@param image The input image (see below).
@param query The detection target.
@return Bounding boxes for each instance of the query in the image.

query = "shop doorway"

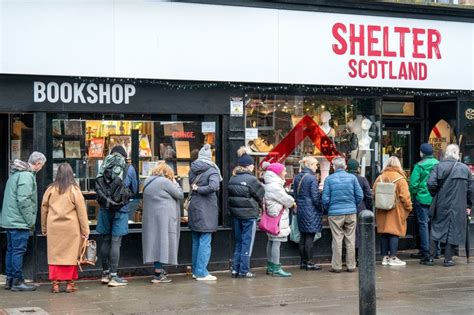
[426,99,458,161]
[381,123,421,177]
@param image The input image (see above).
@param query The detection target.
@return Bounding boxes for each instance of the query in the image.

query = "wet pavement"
[1,253,474,315]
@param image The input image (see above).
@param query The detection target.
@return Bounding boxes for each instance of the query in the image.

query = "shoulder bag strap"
[392,176,404,183]
[296,174,310,195]
[143,176,159,193]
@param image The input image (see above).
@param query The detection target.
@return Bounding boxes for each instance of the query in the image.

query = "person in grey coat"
[188,144,222,281]
[142,162,184,283]
[428,144,473,267]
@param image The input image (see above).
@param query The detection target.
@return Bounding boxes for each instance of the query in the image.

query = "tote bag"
[258,199,284,236]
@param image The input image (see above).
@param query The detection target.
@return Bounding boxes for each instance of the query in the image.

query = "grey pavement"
[1,255,474,315]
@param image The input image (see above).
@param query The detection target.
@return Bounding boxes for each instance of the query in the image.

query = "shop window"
[382,101,415,116]
[48,114,219,228]
[245,95,380,188]
[10,114,34,162]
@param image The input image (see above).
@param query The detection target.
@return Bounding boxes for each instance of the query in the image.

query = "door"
[381,125,415,176]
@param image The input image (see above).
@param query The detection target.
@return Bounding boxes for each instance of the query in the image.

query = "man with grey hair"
[1,151,46,291]
[428,144,473,267]
[322,156,363,273]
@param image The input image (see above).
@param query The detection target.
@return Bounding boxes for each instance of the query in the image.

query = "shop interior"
[245,95,381,186]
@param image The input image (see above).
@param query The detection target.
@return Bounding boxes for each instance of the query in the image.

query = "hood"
[10,159,30,173]
[264,170,285,186]
[302,167,315,175]
[383,166,407,178]
[191,160,213,174]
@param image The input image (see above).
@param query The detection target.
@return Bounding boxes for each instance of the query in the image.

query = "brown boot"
[65,280,78,293]
[51,281,60,293]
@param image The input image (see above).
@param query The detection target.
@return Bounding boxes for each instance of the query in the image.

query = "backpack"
[374,175,404,210]
[95,153,133,211]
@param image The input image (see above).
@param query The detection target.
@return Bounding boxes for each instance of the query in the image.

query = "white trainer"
[381,256,390,266]
[196,274,217,281]
[388,256,406,266]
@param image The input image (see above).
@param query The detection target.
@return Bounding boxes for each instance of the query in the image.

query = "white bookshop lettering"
[33,81,136,104]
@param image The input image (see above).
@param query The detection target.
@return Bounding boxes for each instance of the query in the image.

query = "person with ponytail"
[262,161,295,277]
[293,156,323,271]
[228,147,265,278]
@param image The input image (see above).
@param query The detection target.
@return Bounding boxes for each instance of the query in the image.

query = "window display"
[245,95,380,185]
[10,114,34,162]
[48,115,219,227]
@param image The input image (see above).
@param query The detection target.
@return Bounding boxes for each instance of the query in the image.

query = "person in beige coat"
[41,163,90,293]
[374,156,413,267]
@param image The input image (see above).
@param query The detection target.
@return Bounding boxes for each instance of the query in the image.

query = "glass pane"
[11,114,34,162]
[50,116,218,228]
[382,130,411,173]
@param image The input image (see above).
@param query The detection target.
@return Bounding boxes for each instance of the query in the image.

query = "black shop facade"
[0,74,473,281]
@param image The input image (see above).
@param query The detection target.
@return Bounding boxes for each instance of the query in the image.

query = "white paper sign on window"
[202,122,216,133]
[245,128,258,140]
[230,97,244,117]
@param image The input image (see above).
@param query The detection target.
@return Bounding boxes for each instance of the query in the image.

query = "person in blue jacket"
[322,156,363,273]
[293,156,323,271]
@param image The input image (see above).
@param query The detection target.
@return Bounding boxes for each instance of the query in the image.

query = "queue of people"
[1,143,472,293]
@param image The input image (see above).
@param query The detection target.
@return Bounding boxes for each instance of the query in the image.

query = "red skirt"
[48,265,78,281]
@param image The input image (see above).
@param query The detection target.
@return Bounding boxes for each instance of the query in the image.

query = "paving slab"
[1,256,473,315]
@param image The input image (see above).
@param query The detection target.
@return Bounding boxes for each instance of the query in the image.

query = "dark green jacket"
[1,163,38,230]
[409,155,439,205]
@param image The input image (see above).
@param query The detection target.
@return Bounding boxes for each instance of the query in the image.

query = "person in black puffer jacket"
[228,147,265,278]
[293,156,323,271]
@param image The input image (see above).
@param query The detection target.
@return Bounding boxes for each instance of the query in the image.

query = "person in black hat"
[227,147,265,278]
[409,143,439,265]
[347,159,373,264]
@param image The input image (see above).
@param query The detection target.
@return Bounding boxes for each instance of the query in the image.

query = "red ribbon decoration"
[261,115,340,165]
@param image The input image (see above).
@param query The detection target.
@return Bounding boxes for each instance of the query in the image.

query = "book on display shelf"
[64,120,83,136]
[53,138,64,159]
[175,141,191,159]
[64,141,81,158]
[88,138,105,158]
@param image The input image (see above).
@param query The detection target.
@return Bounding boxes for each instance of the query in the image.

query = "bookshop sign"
[33,81,136,105]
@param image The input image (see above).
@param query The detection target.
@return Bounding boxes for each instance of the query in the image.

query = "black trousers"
[299,232,316,263]
[101,235,122,274]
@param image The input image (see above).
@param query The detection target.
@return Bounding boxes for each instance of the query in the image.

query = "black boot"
[10,279,37,292]
[300,261,307,270]
[5,277,12,290]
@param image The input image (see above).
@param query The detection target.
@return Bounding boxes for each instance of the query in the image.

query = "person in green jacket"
[1,152,46,292]
[409,143,439,265]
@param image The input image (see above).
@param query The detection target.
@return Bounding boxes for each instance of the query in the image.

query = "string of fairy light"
[71,77,474,97]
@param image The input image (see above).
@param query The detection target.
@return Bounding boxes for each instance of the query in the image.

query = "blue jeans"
[380,233,399,257]
[5,229,30,280]
[414,201,430,258]
[232,218,257,275]
[192,232,212,277]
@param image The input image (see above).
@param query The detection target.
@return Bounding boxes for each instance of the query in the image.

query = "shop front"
[0,1,473,280]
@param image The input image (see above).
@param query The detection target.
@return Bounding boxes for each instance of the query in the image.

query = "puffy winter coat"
[228,170,265,219]
[409,155,439,205]
[322,169,363,216]
[1,161,38,230]
[428,158,473,245]
[374,167,413,237]
[263,171,295,241]
[293,168,323,233]
[188,160,221,233]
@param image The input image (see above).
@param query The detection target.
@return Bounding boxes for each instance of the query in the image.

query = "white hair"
[332,156,346,170]
[445,144,460,161]
[28,151,47,165]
